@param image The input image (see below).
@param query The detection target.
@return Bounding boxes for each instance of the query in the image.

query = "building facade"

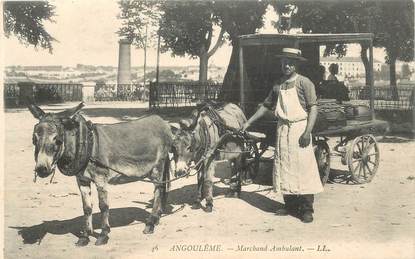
[321,56,382,79]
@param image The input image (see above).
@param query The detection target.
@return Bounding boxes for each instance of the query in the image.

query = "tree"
[272,0,414,100]
[213,1,269,102]
[144,69,181,82]
[158,1,224,83]
[376,1,414,94]
[3,1,56,52]
[118,0,161,48]
[273,1,378,83]
[117,0,269,99]
[118,0,224,84]
[118,0,163,87]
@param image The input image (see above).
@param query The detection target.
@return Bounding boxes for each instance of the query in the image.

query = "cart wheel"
[314,140,331,185]
[347,134,380,184]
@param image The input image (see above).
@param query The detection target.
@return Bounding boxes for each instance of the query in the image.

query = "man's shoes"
[275,207,298,216]
[301,211,314,223]
[275,208,289,216]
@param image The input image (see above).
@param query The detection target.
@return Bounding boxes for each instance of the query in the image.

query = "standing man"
[242,48,323,223]
[327,63,339,81]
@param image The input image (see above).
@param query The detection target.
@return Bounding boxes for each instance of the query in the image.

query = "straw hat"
[275,48,307,61]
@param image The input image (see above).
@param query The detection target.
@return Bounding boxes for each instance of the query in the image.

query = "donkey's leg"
[191,169,204,210]
[227,160,241,198]
[144,163,164,234]
[203,162,215,213]
[76,177,93,246]
[95,178,110,246]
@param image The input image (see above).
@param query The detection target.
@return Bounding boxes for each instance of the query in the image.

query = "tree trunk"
[143,24,148,87]
[199,49,209,83]
[199,28,224,99]
[199,48,209,100]
[219,41,240,103]
[360,45,370,86]
[389,57,399,100]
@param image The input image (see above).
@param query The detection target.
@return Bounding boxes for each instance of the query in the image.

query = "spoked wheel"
[314,140,331,185]
[347,134,380,184]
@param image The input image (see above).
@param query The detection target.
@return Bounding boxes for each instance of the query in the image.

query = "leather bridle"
[33,118,65,183]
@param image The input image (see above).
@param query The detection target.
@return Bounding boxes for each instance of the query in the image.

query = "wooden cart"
[234,33,389,185]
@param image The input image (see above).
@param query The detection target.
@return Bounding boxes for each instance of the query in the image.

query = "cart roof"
[239,33,374,46]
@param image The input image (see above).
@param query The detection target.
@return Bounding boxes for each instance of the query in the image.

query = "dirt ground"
[2,102,415,259]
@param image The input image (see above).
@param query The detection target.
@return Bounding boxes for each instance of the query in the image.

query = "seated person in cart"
[319,63,350,102]
[243,48,323,223]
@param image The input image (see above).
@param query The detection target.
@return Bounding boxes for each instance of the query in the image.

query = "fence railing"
[3,82,83,107]
[348,86,415,110]
[94,84,149,102]
[149,81,222,108]
[4,81,414,112]
[4,83,20,107]
[148,82,414,111]
[35,83,83,103]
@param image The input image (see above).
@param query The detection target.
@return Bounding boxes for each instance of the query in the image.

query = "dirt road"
[3,102,414,259]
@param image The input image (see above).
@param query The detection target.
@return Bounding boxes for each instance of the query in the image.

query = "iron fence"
[4,81,413,112]
[348,86,415,110]
[149,81,222,108]
[149,81,414,111]
[94,84,149,102]
[35,83,83,103]
[4,83,19,107]
[3,82,83,107]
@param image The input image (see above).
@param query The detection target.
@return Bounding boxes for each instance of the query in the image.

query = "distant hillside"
[4,65,226,84]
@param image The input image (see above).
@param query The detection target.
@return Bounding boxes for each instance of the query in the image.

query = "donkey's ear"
[28,104,45,120]
[56,102,85,118]
[179,119,192,130]
[169,122,181,136]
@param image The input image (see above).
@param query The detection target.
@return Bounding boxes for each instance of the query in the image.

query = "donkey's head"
[29,102,85,178]
[170,120,195,176]
[169,109,211,176]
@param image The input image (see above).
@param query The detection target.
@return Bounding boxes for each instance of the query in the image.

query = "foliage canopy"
[3,1,56,52]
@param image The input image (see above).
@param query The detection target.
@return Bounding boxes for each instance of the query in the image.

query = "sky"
[3,0,387,68]
[3,0,232,67]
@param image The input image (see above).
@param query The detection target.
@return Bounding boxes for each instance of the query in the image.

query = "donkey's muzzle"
[35,166,52,178]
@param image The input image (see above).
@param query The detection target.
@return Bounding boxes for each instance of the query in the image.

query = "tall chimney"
[117,39,132,86]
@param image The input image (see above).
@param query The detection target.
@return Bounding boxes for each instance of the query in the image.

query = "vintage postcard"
[2,0,414,258]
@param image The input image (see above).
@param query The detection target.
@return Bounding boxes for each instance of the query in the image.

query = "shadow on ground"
[13,180,283,245]
[328,168,364,185]
[141,183,283,214]
[10,207,149,245]
[378,135,414,143]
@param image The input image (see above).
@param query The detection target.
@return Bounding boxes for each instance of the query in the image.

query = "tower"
[117,39,132,86]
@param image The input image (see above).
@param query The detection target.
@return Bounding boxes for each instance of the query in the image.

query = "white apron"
[273,76,323,194]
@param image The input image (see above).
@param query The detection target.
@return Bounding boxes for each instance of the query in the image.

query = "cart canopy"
[237,33,374,116]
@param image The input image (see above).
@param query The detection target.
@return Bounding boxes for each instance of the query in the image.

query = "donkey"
[171,102,248,212]
[29,102,180,246]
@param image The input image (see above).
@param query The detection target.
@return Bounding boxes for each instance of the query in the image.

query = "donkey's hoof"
[143,224,154,234]
[191,201,202,210]
[204,205,213,213]
[75,237,90,246]
[95,235,109,246]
